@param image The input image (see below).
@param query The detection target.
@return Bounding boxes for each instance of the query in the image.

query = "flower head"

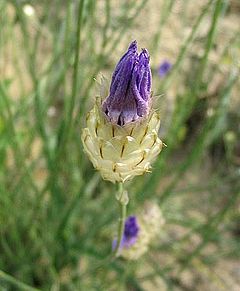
[81,41,163,183]
[158,60,172,78]
[118,202,165,260]
[102,41,152,126]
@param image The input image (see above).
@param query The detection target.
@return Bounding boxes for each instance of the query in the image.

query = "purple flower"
[122,215,139,247]
[102,41,152,126]
[112,215,140,250]
[158,60,172,78]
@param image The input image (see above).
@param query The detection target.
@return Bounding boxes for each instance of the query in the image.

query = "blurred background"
[0,0,240,290]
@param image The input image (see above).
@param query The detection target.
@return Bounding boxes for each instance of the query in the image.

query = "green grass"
[0,0,240,290]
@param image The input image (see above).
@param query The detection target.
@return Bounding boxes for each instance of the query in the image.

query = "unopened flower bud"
[81,41,163,183]
[102,41,151,126]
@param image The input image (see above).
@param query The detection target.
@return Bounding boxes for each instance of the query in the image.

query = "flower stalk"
[114,183,129,257]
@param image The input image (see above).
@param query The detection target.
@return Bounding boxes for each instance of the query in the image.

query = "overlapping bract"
[82,98,162,183]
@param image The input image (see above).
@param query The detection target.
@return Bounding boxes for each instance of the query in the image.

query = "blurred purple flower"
[123,215,139,247]
[158,60,172,78]
[112,215,139,250]
[102,41,152,126]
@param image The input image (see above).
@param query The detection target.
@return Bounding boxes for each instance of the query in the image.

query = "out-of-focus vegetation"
[0,0,240,290]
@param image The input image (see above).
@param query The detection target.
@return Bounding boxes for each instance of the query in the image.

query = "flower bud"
[81,41,163,183]
[102,41,151,126]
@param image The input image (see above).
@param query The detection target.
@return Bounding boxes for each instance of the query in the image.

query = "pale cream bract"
[81,96,162,183]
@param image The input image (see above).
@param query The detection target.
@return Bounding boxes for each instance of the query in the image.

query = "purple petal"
[124,216,139,238]
[131,49,151,117]
[111,40,138,86]
[102,41,152,126]
[112,215,140,251]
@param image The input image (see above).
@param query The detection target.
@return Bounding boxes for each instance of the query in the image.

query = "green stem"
[0,270,40,291]
[114,183,129,257]
[56,0,85,154]
[68,0,85,135]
